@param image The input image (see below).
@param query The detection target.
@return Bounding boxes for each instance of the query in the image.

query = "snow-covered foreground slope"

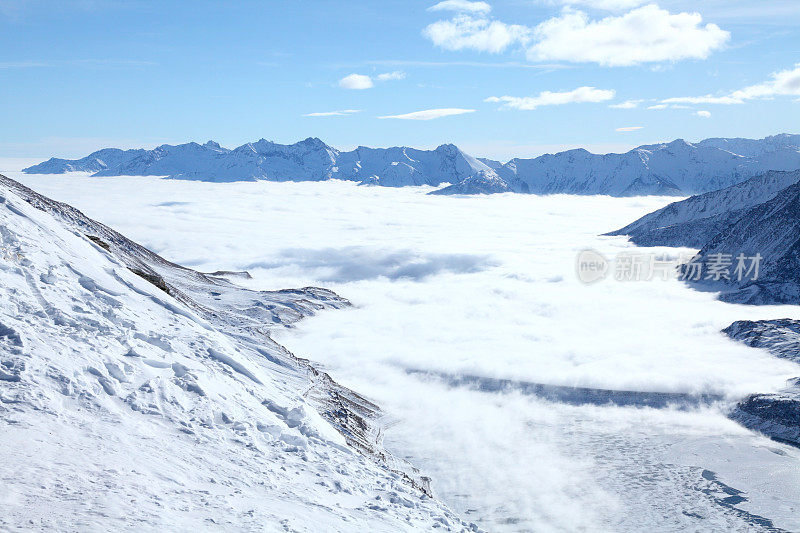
[0,175,465,531]
[23,134,800,197]
[11,169,800,532]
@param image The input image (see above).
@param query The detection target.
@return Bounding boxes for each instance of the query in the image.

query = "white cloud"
[423,14,531,53]
[647,104,668,110]
[302,110,361,117]
[377,71,407,81]
[339,73,374,90]
[428,0,492,14]
[558,0,646,10]
[338,72,407,90]
[615,126,643,132]
[377,108,476,120]
[660,95,741,105]
[695,110,711,118]
[609,99,642,109]
[663,63,800,105]
[527,5,729,67]
[486,86,615,110]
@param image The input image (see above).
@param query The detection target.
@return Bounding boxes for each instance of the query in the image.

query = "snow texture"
[0,174,468,532]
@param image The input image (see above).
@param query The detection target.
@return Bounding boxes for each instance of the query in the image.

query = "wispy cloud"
[695,110,712,118]
[378,108,475,120]
[662,63,800,105]
[427,0,492,14]
[376,70,407,81]
[302,110,361,117]
[609,99,642,109]
[615,126,643,132]
[338,71,406,90]
[0,59,156,69]
[364,59,571,70]
[556,0,646,10]
[0,61,49,69]
[486,86,615,110]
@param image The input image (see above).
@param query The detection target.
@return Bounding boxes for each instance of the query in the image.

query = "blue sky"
[1,0,798,161]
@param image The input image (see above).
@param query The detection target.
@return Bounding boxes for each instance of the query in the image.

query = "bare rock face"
[723,319,800,446]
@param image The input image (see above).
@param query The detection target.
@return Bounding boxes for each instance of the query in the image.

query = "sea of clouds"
[10,168,800,531]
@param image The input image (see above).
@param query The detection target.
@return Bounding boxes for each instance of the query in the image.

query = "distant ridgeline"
[24,134,800,197]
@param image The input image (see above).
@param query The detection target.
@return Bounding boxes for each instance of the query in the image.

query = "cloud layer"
[14,173,800,532]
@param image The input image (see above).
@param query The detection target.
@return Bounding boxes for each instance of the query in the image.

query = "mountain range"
[24,138,492,188]
[23,134,800,197]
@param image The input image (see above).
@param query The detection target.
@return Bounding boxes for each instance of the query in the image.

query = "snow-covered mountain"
[24,147,149,174]
[428,169,511,195]
[678,180,800,305]
[24,138,490,187]
[0,174,466,530]
[484,135,800,196]
[606,169,800,247]
[723,319,800,447]
[25,134,800,196]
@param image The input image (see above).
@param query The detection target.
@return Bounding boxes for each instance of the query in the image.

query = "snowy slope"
[336,144,489,187]
[24,147,149,174]
[697,134,800,157]
[607,169,800,247]
[0,175,466,531]
[681,181,800,305]
[428,169,511,195]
